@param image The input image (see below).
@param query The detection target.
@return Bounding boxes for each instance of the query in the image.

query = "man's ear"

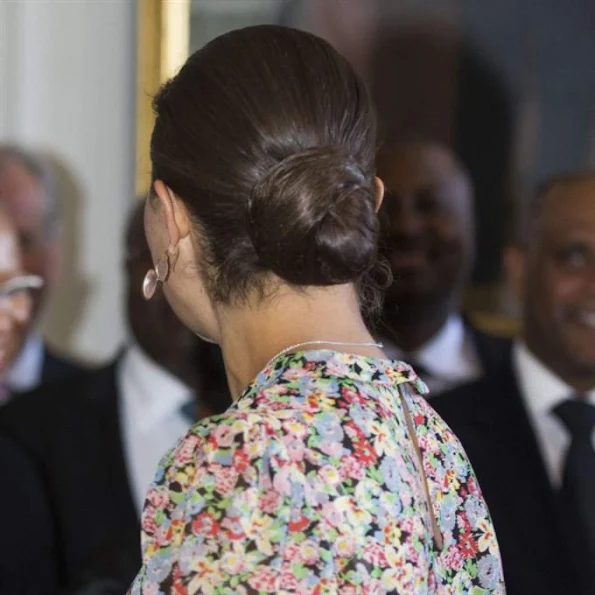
[153,180,191,252]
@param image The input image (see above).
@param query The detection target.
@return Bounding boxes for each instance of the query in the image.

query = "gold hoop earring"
[142,254,170,300]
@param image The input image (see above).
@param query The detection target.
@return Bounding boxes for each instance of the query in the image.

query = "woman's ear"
[374,177,385,213]
[153,180,191,252]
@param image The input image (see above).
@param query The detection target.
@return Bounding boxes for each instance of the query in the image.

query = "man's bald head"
[516,171,595,245]
[377,141,475,313]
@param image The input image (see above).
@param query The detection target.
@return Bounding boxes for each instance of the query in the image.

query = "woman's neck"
[216,284,384,399]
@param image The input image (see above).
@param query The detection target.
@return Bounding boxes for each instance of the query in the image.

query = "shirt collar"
[5,334,44,392]
[512,341,585,417]
[413,315,466,372]
[383,314,476,380]
[120,343,193,433]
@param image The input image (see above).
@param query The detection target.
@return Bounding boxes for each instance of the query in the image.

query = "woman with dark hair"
[131,25,503,594]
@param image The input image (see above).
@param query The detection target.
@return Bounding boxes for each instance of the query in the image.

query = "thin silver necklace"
[264,339,384,371]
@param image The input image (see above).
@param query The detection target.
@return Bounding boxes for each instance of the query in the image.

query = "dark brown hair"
[151,25,381,307]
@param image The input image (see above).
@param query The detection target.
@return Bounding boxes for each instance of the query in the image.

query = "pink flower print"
[247,566,277,592]
[467,475,480,497]
[442,547,464,572]
[214,465,239,495]
[283,435,306,462]
[319,464,341,487]
[362,541,388,567]
[141,506,157,535]
[153,523,172,548]
[322,501,344,528]
[334,533,357,558]
[221,516,245,541]
[283,419,307,438]
[363,579,383,594]
[259,489,281,514]
[272,465,292,495]
[320,440,343,458]
[340,455,365,481]
[283,543,300,561]
[279,570,299,590]
[191,512,220,538]
[232,449,249,473]
[299,540,320,565]
[175,435,200,465]
[147,489,169,509]
[211,424,235,448]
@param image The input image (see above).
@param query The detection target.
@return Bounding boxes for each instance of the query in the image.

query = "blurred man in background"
[376,141,509,394]
[0,201,230,592]
[0,145,83,398]
[0,204,57,592]
[433,171,595,594]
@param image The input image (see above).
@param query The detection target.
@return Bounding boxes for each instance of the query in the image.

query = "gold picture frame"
[135,0,191,196]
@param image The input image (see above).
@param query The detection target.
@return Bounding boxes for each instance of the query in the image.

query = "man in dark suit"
[432,171,595,594]
[0,435,56,594]
[0,202,231,593]
[0,146,83,396]
[376,141,509,394]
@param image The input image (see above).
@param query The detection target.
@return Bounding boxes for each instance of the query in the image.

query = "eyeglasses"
[0,275,44,300]
[0,275,43,318]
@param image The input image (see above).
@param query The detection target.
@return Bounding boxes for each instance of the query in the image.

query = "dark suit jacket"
[41,345,86,384]
[0,435,56,595]
[431,356,594,595]
[0,359,139,592]
[465,317,511,377]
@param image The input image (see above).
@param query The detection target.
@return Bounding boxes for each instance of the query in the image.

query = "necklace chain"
[264,339,384,371]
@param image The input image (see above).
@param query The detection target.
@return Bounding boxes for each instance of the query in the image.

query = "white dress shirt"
[118,344,194,516]
[513,341,595,487]
[382,314,482,395]
[5,334,44,393]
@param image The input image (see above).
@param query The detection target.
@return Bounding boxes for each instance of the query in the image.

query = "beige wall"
[0,0,136,362]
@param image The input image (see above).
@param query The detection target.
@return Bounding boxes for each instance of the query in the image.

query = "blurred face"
[377,145,474,307]
[0,212,34,373]
[144,183,219,343]
[0,160,59,321]
[508,179,595,381]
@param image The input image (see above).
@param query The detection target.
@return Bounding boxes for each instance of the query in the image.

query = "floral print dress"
[130,350,505,594]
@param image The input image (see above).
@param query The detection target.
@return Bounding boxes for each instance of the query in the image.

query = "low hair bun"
[248,146,379,286]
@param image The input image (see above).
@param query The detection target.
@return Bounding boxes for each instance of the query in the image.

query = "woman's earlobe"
[374,177,385,213]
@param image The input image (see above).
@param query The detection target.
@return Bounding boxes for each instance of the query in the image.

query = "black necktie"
[552,399,595,579]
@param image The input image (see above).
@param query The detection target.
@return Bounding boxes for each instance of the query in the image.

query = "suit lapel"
[87,358,138,528]
[465,363,571,592]
[464,316,511,375]
[75,357,141,585]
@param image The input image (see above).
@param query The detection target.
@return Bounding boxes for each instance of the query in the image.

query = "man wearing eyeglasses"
[0,146,83,401]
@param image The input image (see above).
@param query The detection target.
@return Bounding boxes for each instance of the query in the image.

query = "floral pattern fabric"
[130,350,504,594]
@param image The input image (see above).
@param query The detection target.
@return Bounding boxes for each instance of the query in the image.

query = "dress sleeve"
[129,413,297,594]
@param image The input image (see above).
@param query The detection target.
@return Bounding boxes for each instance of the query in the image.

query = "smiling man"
[0,207,40,396]
[376,141,509,394]
[432,171,595,594]
[0,146,83,398]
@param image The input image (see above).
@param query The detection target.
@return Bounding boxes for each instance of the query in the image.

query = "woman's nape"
[144,25,387,397]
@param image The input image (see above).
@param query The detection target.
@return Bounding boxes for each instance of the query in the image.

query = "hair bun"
[248,147,379,286]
